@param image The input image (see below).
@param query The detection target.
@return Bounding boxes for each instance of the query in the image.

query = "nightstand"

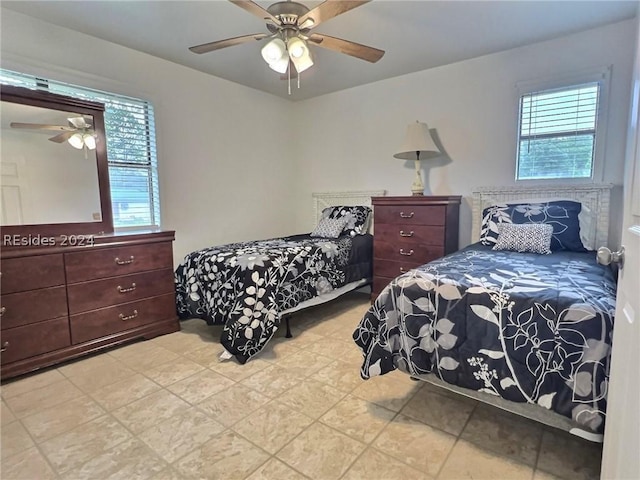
[371,196,461,301]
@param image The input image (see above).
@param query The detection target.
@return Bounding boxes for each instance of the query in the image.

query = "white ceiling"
[2,1,638,101]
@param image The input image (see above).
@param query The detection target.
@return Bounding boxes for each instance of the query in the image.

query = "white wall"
[0,8,296,265]
[290,19,636,249]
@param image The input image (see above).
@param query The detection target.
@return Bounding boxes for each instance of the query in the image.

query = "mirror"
[0,85,113,239]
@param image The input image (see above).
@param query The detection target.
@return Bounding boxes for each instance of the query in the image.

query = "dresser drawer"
[1,286,68,330]
[1,254,65,294]
[374,205,445,226]
[374,224,445,246]
[374,241,444,265]
[70,293,177,344]
[0,317,71,364]
[67,268,175,314]
[65,242,173,283]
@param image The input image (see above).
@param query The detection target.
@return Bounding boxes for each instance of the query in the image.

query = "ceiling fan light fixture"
[68,132,84,149]
[83,133,97,150]
[291,46,313,73]
[287,36,307,59]
[261,37,286,64]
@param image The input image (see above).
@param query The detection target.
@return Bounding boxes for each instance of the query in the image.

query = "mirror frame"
[1,84,114,238]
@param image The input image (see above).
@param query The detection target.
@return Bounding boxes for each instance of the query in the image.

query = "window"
[0,69,160,228]
[516,69,609,181]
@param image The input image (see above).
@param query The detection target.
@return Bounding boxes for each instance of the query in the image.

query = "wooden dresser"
[1,230,179,380]
[371,196,461,300]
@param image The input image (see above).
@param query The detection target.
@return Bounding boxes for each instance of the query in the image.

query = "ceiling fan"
[10,116,97,151]
[189,0,384,87]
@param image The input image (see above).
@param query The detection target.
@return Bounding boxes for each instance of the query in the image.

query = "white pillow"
[492,223,553,255]
[310,217,348,238]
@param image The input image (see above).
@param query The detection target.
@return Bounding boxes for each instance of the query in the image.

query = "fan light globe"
[261,38,286,63]
[287,36,313,73]
[68,132,84,149]
[287,37,307,58]
[83,133,97,150]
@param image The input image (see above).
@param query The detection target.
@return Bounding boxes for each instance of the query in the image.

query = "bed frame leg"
[285,316,292,338]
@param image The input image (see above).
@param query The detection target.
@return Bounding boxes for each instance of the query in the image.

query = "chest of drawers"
[371,196,461,300]
[1,231,179,380]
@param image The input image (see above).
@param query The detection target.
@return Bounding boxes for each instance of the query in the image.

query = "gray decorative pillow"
[321,205,372,236]
[492,223,553,254]
[310,217,349,238]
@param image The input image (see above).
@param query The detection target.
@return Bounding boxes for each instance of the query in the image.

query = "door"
[600,16,640,480]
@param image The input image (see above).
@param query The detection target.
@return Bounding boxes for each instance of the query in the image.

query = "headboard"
[312,190,386,228]
[471,184,614,248]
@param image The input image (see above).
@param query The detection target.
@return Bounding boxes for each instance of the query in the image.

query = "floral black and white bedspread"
[176,234,371,363]
[353,243,616,434]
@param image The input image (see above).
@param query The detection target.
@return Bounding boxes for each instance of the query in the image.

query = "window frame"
[514,66,611,184]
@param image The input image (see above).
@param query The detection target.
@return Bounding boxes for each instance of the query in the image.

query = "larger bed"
[175,190,384,363]
[353,184,616,441]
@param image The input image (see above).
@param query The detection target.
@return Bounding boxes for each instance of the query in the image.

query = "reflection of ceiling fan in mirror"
[10,115,96,151]
[189,0,384,91]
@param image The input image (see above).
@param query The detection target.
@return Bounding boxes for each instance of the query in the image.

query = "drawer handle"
[117,283,137,294]
[115,256,135,265]
[1,341,8,352]
[0,306,5,317]
[399,211,414,218]
[399,230,414,237]
[119,310,138,321]
[400,249,414,256]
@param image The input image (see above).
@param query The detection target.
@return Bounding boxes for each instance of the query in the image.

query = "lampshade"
[287,36,314,73]
[83,133,96,150]
[268,56,289,74]
[287,37,306,59]
[393,121,440,160]
[261,38,288,73]
[261,38,286,63]
[68,132,84,149]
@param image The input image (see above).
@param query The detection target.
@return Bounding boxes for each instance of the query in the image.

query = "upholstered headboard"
[312,190,386,228]
[471,184,613,248]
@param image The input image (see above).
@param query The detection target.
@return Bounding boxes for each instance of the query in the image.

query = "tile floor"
[1,292,603,480]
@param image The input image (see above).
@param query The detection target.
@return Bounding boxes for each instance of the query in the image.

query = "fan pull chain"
[288,66,291,95]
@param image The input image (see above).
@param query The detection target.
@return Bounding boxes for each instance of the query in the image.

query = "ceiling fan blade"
[229,0,282,26]
[308,33,384,63]
[10,122,71,131]
[298,1,370,29]
[49,131,75,143]
[189,33,268,54]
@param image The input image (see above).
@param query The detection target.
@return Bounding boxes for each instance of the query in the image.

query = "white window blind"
[0,69,160,228]
[517,82,600,180]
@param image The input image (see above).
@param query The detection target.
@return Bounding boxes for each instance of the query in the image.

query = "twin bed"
[354,184,616,441]
[175,190,384,363]
[174,184,616,441]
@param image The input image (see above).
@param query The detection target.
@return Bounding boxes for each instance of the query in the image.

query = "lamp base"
[411,191,424,196]
[411,164,424,196]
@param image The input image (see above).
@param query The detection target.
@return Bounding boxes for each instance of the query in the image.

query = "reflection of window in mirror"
[1,102,102,226]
